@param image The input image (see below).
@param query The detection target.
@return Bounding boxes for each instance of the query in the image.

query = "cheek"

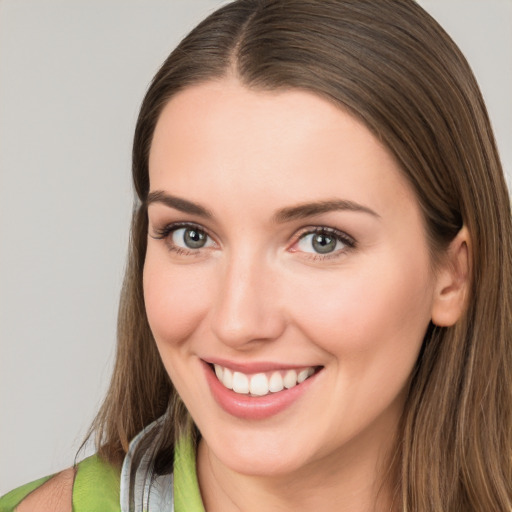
[284,255,434,427]
[143,249,212,347]
[288,253,434,364]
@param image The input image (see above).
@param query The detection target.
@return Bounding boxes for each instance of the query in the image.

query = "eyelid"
[150,221,213,240]
[297,225,355,242]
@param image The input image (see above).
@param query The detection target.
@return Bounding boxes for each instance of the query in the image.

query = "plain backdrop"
[1,0,511,495]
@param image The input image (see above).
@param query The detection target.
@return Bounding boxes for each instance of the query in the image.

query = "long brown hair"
[87,1,512,509]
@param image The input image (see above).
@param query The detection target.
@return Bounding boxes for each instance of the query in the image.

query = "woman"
[2,0,511,510]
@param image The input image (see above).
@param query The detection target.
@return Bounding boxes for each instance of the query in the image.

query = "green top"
[174,436,205,512]
[0,437,204,512]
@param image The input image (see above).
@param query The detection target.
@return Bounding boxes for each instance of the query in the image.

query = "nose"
[209,251,286,349]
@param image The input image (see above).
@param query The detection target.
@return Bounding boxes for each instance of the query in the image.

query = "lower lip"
[202,362,320,420]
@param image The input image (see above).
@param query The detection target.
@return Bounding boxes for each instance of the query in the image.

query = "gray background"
[0,0,510,494]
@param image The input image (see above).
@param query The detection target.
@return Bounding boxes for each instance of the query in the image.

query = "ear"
[431,226,471,327]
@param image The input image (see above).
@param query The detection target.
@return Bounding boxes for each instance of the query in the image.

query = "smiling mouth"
[210,364,321,397]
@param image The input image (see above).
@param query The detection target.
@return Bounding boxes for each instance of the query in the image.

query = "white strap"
[120,416,174,512]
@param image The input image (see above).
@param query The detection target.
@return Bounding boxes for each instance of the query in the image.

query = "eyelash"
[150,222,356,260]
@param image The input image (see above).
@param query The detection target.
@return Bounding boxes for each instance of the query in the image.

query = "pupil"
[184,228,206,248]
[312,233,336,254]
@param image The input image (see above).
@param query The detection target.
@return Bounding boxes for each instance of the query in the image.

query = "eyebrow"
[272,199,380,223]
[146,191,379,222]
[146,191,213,218]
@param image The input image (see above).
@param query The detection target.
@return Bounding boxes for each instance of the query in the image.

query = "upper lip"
[202,357,320,374]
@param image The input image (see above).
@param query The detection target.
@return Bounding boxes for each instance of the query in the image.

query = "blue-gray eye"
[297,231,346,254]
[172,227,210,249]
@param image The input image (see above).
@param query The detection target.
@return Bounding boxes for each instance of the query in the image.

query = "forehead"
[148,78,417,221]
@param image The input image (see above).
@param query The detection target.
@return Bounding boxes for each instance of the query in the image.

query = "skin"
[143,78,467,512]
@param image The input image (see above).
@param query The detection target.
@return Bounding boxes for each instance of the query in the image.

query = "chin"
[201,426,314,478]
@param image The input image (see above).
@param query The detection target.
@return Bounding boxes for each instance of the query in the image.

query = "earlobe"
[431,226,471,327]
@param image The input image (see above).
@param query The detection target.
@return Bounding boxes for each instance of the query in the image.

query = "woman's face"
[143,79,440,479]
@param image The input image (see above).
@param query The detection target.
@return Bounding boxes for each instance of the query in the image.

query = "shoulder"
[13,468,75,512]
[0,468,74,512]
[0,455,121,512]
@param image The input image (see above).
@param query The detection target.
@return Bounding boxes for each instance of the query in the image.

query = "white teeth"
[222,367,233,389]
[297,369,310,383]
[268,371,284,392]
[213,364,317,396]
[283,370,297,389]
[249,373,268,396]
[232,371,249,394]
